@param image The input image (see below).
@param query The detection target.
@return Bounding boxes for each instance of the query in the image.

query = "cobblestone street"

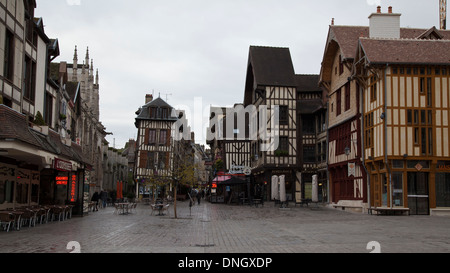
[1,201,450,254]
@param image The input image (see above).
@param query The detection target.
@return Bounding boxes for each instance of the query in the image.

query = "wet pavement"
[1,200,450,253]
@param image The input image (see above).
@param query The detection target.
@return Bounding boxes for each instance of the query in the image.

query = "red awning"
[212,175,232,182]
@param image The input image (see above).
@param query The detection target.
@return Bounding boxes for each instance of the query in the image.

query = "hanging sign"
[348,162,356,177]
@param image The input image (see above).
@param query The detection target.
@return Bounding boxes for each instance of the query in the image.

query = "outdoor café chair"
[51,206,65,221]
[0,213,15,232]
[113,204,121,215]
[19,209,36,228]
[162,204,170,216]
[150,204,159,216]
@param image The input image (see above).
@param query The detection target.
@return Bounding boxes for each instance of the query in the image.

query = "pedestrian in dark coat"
[91,192,100,211]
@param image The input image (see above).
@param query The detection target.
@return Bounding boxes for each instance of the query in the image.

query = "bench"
[332,200,363,212]
[368,207,410,216]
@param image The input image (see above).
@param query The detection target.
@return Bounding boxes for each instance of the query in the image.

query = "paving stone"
[1,201,449,253]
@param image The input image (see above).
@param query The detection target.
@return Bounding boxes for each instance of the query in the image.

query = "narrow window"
[414,128,419,145]
[421,128,427,155]
[420,77,425,94]
[148,129,156,144]
[345,82,350,111]
[44,92,53,126]
[428,128,433,155]
[427,77,432,107]
[159,130,167,145]
[336,89,341,116]
[24,56,37,103]
[421,110,426,125]
[4,29,15,82]
[279,106,289,125]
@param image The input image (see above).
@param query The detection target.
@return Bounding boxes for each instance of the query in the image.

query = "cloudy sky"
[35,0,442,149]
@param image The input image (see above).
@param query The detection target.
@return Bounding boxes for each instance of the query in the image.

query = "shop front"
[369,159,450,215]
[39,158,85,216]
[0,162,40,210]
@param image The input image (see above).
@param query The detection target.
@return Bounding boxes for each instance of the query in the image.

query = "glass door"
[407,172,429,215]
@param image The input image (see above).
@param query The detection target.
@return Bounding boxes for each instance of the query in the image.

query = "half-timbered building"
[296,75,328,202]
[353,7,450,215]
[243,46,299,201]
[207,105,251,173]
[134,95,178,198]
[319,22,368,208]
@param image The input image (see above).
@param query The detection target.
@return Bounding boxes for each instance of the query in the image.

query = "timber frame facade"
[322,6,450,214]
[207,106,251,173]
[134,95,177,198]
[243,46,299,202]
[353,33,450,215]
[319,25,368,206]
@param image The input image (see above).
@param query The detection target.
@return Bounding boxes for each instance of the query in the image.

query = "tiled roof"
[360,38,450,65]
[0,105,89,164]
[330,25,450,61]
[0,105,43,149]
[295,74,321,92]
[248,46,297,87]
[135,97,178,121]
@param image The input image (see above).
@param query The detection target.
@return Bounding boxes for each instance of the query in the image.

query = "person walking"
[189,188,197,207]
[100,190,107,208]
[197,189,201,205]
[91,191,100,211]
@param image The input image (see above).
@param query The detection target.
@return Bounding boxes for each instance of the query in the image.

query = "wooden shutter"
[139,151,148,168]
[166,129,171,146]
[144,128,149,144]
[165,152,169,168]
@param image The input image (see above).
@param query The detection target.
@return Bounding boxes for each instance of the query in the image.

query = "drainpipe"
[359,81,371,213]
[383,64,393,208]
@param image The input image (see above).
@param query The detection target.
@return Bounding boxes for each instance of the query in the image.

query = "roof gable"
[248,46,296,87]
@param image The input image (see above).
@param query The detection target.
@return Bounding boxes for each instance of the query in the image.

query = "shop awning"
[212,175,232,182]
[220,176,247,186]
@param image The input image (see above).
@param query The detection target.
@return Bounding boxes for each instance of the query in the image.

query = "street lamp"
[344,146,350,157]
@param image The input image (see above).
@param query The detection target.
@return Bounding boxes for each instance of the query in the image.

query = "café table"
[117,203,129,215]
[151,203,165,216]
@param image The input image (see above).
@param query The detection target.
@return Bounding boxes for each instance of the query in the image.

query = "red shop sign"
[56,176,68,185]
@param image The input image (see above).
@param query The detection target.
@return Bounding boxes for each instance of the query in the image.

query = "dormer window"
[149,107,169,119]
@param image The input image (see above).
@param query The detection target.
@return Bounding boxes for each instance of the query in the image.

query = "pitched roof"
[135,97,178,121]
[360,38,450,65]
[248,46,297,87]
[0,105,43,149]
[295,74,321,92]
[328,25,450,61]
[0,105,90,164]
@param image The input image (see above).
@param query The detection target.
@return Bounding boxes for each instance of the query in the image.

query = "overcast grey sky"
[35,0,442,149]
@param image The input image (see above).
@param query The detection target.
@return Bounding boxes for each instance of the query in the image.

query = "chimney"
[145,94,153,104]
[369,6,401,39]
